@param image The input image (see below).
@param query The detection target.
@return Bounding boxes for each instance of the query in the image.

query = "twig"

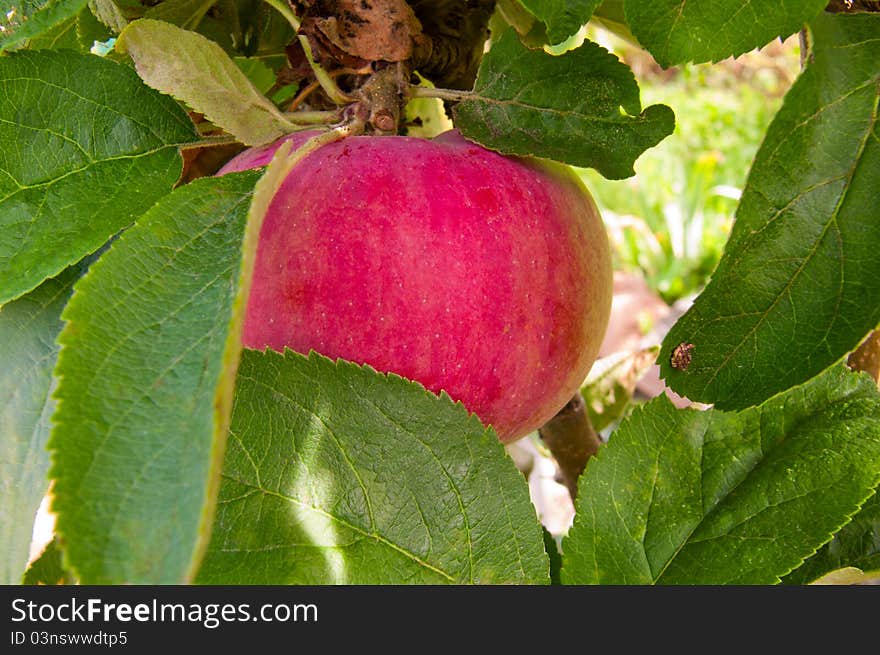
[287,78,324,111]
[357,64,410,133]
[288,66,371,112]
[538,394,602,501]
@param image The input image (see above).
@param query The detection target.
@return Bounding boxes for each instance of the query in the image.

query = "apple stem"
[264,0,353,106]
[538,394,602,501]
[409,85,472,103]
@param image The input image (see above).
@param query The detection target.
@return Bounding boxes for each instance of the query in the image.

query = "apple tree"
[1,0,879,585]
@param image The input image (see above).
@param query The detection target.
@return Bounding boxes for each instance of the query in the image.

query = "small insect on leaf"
[671,343,695,371]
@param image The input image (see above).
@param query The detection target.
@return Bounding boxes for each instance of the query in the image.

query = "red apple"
[219,130,612,442]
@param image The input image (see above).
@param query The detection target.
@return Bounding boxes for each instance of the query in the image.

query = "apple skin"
[219,130,612,442]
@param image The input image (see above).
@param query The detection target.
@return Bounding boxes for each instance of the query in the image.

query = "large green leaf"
[0,0,89,51]
[117,18,296,146]
[519,0,602,44]
[196,350,549,585]
[0,263,85,584]
[561,366,880,584]
[624,0,827,67]
[454,29,674,179]
[0,50,199,305]
[49,171,260,584]
[784,491,880,584]
[660,13,880,410]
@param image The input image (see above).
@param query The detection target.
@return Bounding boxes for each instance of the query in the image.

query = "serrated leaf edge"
[46,173,258,583]
[561,368,880,585]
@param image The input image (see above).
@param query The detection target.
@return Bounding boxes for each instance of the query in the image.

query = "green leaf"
[117,18,296,146]
[144,0,216,29]
[26,13,78,49]
[0,50,199,305]
[233,56,276,95]
[561,366,880,584]
[49,171,261,584]
[20,4,111,51]
[808,567,880,585]
[591,0,636,45]
[75,3,111,49]
[518,0,602,44]
[784,491,880,584]
[624,0,827,67]
[196,350,549,585]
[88,0,128,33]
[660,13,880,410]
[0,263,85,584]
[22,538,75,585]
[0,0,89,52]
[453,29,674,179]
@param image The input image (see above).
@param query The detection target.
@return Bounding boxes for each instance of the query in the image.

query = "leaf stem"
[288,78,324,111]
[263,0,352,106]
[288,65,371,112]
[284,110,341,124]
[183,134,240,148]
[409,85,473,103]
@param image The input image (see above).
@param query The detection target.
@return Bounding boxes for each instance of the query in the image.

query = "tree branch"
[538,394,602,501]
[356,63,410,133]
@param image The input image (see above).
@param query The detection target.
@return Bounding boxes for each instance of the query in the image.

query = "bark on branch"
[538,394,602,501]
